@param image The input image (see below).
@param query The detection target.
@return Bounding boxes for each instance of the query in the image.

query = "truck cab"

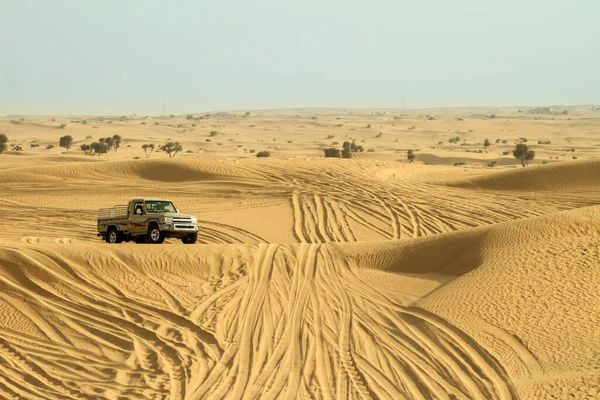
[97,198,199,244]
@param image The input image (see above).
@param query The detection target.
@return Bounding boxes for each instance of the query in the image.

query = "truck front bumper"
[159,223,199,233]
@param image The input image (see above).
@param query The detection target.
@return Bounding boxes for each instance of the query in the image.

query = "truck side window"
[134,203,144,215]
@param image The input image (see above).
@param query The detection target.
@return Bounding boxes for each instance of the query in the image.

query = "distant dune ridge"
[0,108,599,399]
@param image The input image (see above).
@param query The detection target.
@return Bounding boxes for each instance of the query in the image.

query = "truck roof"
[129,197,171,202]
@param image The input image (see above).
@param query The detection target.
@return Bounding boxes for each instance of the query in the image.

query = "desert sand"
[0,107,599,399]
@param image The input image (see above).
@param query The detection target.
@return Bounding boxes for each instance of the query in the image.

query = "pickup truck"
[97,198,199,244]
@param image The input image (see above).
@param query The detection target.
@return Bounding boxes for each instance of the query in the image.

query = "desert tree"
[104,136,114,150]
[112,135,122,151]
[59,135,73,150]
[80,144,93,155]
[90,141,109,156]
[513,143,535,167]
[483,139,490,153]
[142,143,155,158]
[0,134,8,154]
[407,149,415,163]
[160,141,183,158]
[324,148,341,158]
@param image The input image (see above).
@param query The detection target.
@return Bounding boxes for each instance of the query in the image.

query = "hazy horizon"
[2,0,599,115]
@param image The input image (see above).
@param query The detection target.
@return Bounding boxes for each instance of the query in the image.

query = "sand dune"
[446,159,600,191]
[1,108,599,399]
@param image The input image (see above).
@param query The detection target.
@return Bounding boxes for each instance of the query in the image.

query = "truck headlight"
[191,217,197,224]
[159,216,173,224]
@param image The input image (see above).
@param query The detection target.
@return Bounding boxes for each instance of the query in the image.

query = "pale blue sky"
[1,0,599,115]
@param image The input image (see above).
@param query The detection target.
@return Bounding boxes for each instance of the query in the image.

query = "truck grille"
[174,225,195,230]
[172,217,192,224]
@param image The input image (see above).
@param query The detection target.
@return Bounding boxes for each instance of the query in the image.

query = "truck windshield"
[144,201,178,213]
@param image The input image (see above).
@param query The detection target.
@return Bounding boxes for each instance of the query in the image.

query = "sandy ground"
[0,107,599,399]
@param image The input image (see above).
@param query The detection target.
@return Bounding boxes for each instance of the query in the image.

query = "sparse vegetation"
[487,161,497,168]
[408,126,416,130]
[59,124,66,129]
[327,134,335,139]
[484,139,490,153]
[513,143,535,167]
[538,140,551,145]
[30,143,40,148]
[448,136,461,143]
[186,115,194,120]
[366,124,371,128]
[142,143,155,158]
[256,151,270,158]
[210,130,218,137]
[112,135,122,151]
[160,141,183,158]
[454,162,466,166]
[12,145,23,151]
[59,135,73,150]
[46,144,55,149]
[407,149,415,163]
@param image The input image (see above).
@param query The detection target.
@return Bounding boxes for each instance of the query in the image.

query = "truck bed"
[97,205,128,221]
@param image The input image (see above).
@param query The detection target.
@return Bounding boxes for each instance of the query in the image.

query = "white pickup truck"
[97,198,199,244]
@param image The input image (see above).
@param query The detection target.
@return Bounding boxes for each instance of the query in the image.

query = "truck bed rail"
[98,205,128,220]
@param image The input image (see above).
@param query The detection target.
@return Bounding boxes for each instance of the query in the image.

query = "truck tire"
[181,232,198,244]
[147,224,165,244]
[106,227,122,244]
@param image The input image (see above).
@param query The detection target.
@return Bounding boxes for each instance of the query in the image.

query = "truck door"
[129,201,148,235]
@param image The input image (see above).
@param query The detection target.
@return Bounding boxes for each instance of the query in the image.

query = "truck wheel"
[106,228,122,244]
[147,225,165,244]
[181,232,198,244]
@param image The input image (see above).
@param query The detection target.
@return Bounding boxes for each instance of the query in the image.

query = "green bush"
[256,151,270,157]
[324,148,341,158]
[210,130,218,136]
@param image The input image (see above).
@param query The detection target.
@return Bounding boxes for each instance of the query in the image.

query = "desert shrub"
[154,122,159,125]
[237,144,243,147]
[256,151,270,158]
[85,135,92,139]
[407,149,415,163]
[495,138,501,143]
[205,139,211,142]
[30,143,40,148]
[483,139,491,152]
[217,143,222,146]
[59,135,74,150]
[502,151,510,155]
[327,134,335,139]
[366,124,371,128]
[448,136,461,143]
[245,111,251,117]
[519,137,528,143]
[487,161,497,167]
[59,123,66,129]
[335,124,343,127]
[490,114,496,119]
[542,160,548,164]
[427,115,435,120]
[82,120,87,124]
[249,149,256,153]
[324,148,341,158]
[331,141,339,145]
[210,130,218,137]
[46,144,55,149]
[538,140,551,144]
[186,150,194,153]
[341,149,352,158]
[367,148,375,152]
[186,115,194,120]
[159,141,182,158]
[454,162,466,166]
[11,145,22,151]
[573,156,578,159]
[408,126,416,130]
[456,117,464,121]
[311,116,318,120]
[142,143,155,158]
[376,132,383,138]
